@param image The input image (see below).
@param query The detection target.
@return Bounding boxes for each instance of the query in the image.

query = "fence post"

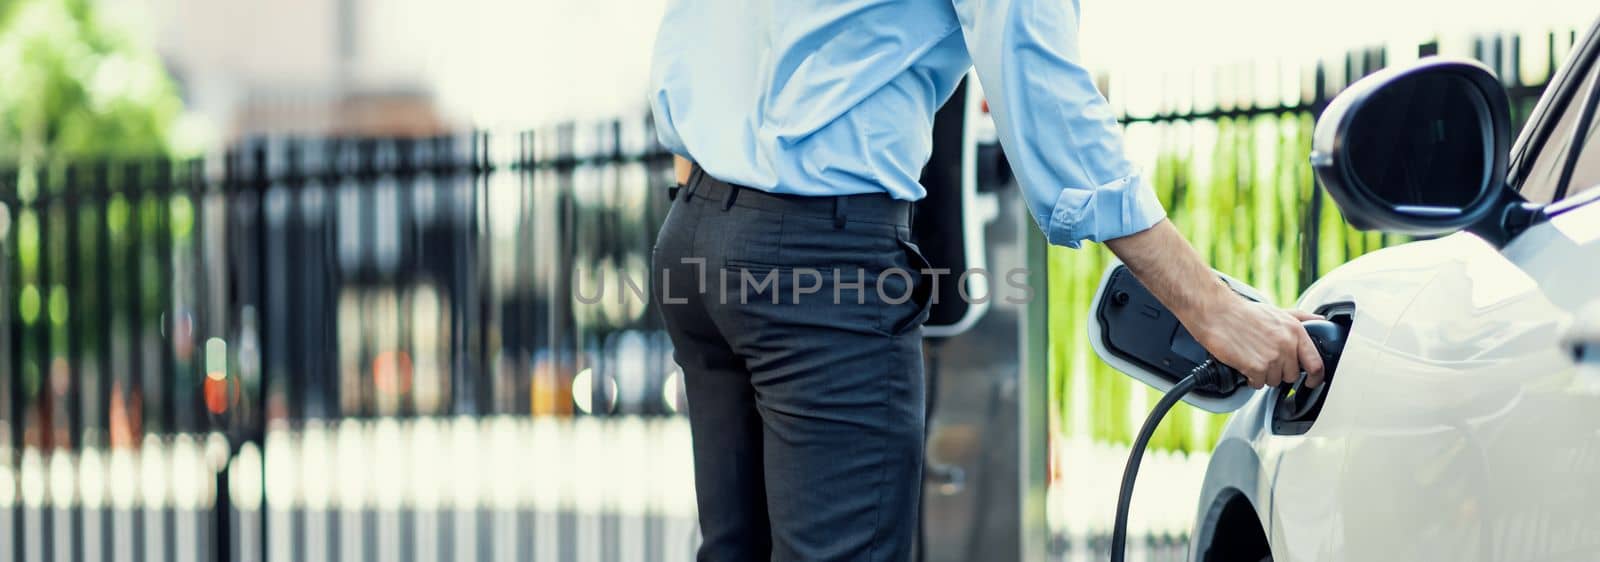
[155,158,177,440]
[3,165,20,562]
[64,163,89,562]
[89,162,109,452]
[1299,61,1328,292]
[249,139,272,562]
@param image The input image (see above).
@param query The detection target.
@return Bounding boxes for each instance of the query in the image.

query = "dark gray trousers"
[653,168,932,562]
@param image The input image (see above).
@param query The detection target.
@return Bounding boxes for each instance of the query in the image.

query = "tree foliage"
[0,0,181,173]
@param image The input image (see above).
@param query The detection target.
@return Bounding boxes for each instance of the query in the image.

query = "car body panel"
[1189,226,1466,560]
[1205,198,1600,562]
[1187,395,1269,558]
[1186,13,1600,559]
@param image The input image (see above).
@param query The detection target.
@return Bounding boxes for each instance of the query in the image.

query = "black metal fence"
[0,121,698,562]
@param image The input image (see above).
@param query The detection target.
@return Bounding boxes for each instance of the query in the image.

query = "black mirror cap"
[1310,58,1512,238]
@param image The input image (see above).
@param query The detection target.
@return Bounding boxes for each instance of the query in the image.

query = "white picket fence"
[0,418,1208,562]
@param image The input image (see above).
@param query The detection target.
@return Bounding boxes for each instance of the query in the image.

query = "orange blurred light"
[372,351,414,395]
[109,385,142,448]
[204,377,229,414]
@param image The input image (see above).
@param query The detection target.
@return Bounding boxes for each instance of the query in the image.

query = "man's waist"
[687,166,913,228]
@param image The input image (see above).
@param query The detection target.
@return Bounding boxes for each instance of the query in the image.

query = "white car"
[1093,17,1600,562]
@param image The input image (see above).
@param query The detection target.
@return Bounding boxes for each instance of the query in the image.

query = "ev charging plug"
[1109,318,1347,562]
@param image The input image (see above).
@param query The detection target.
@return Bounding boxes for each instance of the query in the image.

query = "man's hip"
[653,168,932,561]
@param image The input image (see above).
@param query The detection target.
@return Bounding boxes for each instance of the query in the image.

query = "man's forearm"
[1103,219,1233,327]
[1105,219,1325,388]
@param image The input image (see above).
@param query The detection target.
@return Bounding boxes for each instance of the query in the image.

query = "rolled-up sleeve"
[952,0,1165,248]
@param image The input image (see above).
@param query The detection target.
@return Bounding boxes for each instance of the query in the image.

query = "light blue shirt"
[648,0,1166,247]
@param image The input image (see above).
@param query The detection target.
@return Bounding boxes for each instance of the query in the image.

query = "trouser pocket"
[882,236,934,335]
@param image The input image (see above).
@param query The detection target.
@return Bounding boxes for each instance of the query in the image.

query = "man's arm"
[952,0,1165,248]
[1105,221,1325,388]
[952,0,1322,387]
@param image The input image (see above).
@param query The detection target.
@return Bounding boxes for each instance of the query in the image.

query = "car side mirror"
[1086,261,1266,413]
[1311,58,1529,245]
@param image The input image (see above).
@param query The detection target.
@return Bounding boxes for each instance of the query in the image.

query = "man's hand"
[1104,220,1325,389]
[1189,300,1326,389]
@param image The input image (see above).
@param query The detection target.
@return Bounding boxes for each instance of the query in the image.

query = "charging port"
[1271,303,1353,435]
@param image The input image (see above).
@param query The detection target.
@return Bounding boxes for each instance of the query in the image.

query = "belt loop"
[721,183,739,211]
[833,197,848,229]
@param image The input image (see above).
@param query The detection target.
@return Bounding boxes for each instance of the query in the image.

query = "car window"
[1522,67,1600,203]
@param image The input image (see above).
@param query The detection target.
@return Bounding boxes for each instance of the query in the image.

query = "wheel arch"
[1192,487,1271,562]
[1189,417,1272,562]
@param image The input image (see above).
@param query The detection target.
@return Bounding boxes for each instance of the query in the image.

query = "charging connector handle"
[1187,357,1243,394]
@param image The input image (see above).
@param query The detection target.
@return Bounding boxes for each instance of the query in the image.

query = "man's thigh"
[759,317,926,562]
[653,196,773,561]
[710,214,933,562]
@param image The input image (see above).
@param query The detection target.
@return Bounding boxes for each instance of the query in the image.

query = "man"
[648,0,1325,560]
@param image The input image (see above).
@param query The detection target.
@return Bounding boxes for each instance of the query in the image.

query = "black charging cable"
[1108,360,1232,562]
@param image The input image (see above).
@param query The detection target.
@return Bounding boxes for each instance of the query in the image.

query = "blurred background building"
[116,0,665,138]
[0,0,1596,561]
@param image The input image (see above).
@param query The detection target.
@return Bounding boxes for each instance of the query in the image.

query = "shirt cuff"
[1045,174,1167,248]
